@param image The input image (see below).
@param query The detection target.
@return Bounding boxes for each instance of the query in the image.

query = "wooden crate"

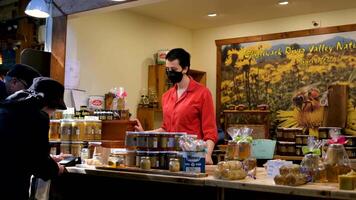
[101,120,137,148]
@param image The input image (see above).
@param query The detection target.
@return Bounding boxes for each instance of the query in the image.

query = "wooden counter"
[60,166,356,200]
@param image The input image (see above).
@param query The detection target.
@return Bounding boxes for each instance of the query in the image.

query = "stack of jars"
[51,119,102,157]
[124,132,186,171]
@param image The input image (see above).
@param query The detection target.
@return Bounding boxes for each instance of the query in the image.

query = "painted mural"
[220,31,356,133]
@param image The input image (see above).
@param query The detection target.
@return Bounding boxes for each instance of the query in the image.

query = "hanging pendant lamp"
[25,0,50,18]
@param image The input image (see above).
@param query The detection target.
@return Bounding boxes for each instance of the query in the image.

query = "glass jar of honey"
[140,156,151,170]
[324,144,351,182]
[72,119,85,141]
[49,120,61,141]
[169,158,180,172]
[225,140,238,160]
[238,142,251,160]
[60,119,73,141]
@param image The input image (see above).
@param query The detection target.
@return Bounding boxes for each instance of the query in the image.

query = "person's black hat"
[7,64,41,88]
[29,77,67,110]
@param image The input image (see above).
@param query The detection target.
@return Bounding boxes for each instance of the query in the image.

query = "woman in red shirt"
[135,48,218,164]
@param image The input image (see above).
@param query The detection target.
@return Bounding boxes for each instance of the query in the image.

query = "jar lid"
[169,158,179,161]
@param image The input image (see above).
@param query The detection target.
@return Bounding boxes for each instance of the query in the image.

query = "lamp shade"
[25,0,50,18]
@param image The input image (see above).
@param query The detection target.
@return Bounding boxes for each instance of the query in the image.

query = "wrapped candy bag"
[179,134,207,152]
[300,137,325,182]
[323,129,351,183]
[225,127,253,160]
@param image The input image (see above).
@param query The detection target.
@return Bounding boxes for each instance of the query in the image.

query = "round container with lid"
[147,151,160,168]
[125,132,138,149]
[166,151,178,170]
[72,119,85,141]
[295,135,303,145]
[295,145,303,156]
[276,127,284,140]
[345,147,356,158]
[238,142,251,160]
[49,120,61,141]
[173,133,187,151]
[147,133,159,150]
[136,133,148,150]
[169,158,180,172]
[125,150,137,167]
[136,151,147,167]
[160,133,168,150]
[225,140,238,161]
[140,156,151,170]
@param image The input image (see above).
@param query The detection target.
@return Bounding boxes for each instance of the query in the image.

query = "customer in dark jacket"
[0,77,66,199]
[0,64,41,100]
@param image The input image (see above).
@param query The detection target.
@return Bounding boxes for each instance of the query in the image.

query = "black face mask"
[166,69,183,84]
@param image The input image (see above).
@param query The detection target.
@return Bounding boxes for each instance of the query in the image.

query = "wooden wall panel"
[50,15,67,84]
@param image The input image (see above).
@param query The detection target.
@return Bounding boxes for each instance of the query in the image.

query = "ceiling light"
[278,0,289,5]
[25,0,50,18]
[208,13,217,17]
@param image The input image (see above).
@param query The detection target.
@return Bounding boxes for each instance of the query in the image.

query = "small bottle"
[140,156,151,170]
[169,158,180,172]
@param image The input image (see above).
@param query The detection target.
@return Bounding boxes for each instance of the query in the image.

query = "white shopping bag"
[29,177,51,200]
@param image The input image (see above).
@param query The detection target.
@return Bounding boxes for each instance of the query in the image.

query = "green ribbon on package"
[302,146,321,156]
[234,136,253,143]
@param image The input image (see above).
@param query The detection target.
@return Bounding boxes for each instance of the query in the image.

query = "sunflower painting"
[219,30,356,130]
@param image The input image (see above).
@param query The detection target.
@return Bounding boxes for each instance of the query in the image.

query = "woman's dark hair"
[166,48,190,71]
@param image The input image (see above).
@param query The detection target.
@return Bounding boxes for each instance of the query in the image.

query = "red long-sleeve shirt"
[161,78,218,143]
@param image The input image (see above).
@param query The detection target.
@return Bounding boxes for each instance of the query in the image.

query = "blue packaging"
[182,151,205,173]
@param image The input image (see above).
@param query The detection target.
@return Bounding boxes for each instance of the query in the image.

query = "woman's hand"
[205,154,213,165]
[134,119,144,132]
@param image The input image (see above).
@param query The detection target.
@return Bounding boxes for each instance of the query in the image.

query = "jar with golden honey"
[140,156,151,170]
[225,140,238,160]
[72,119,85,141]
[49,120,61,141]
[324,144,352,182]
[84,120,94,141]
[160,133,168,150]
[60,119,73,141]
[238,142,251,160]
[169,158,180,172]
[93,120,102,141]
